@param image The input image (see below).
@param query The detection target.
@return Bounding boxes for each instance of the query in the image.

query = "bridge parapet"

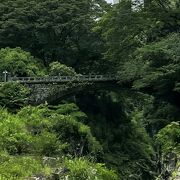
[8,75,119,84]
[0,74,120,104]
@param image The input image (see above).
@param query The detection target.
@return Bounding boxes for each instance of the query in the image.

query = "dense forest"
[0,0,179,179]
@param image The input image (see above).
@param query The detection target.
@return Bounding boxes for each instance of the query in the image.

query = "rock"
[27,173,47,180]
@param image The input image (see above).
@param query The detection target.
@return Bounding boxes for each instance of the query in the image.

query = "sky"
[106,0,113,3]
[105,0,145,5]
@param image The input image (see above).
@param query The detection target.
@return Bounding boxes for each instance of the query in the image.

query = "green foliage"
[49,61,76,76]
[155,122,180,155]
[0,0,179,179]
[132,33,180,94]
[53,115,102,156]
[0,106,61,156]
[0,152,117,180]
[49,103,87,122]
[0,113,30,154]
[97,0,179,73]
[142,99,180,136]
[0,106,116,179]
[77,92,155,179]
[64,157,118,180]
[96,0,145,71]
[0,155,45,179]
[17,105,102,157]
[146,0,180,41]
[97,5,180,179]
[30,131,65,156]
[0,47,45,76]
[0,0,106,67]
[0,82,30,111]
[94,6,180,175]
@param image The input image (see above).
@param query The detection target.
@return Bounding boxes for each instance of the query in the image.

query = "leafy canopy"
[0,82,30,111]
[49,61,77,76]
[0,47,45,77]
[0,105,116,179]
[0,0,108,67]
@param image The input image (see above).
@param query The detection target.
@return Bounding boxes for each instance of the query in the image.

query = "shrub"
[0,82,30,111]
[0,47,45,77]
[49,61,76,76]
[64,157,118,180]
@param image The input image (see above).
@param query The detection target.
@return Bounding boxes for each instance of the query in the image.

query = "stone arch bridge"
[6,75,122,105]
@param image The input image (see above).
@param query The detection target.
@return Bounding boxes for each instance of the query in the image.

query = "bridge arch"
[37,81,123,105]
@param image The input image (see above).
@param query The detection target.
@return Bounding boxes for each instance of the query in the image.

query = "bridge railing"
[7,74,119,83]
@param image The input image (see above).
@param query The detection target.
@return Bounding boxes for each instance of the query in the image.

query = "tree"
[76,92,155,179]
[97,0,179,72]
[156,122,180,156]
[49,62,76,76]
[0,82,30,111]
[0,47,45,77]
[155,122,180,179]
[0,106,115,179]
[132,33,180,107]
[18,105,102,157]
[96,2,180,177]
[0,0,108,68]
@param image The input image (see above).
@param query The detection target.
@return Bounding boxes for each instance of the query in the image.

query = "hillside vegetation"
[0,0,179,179]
